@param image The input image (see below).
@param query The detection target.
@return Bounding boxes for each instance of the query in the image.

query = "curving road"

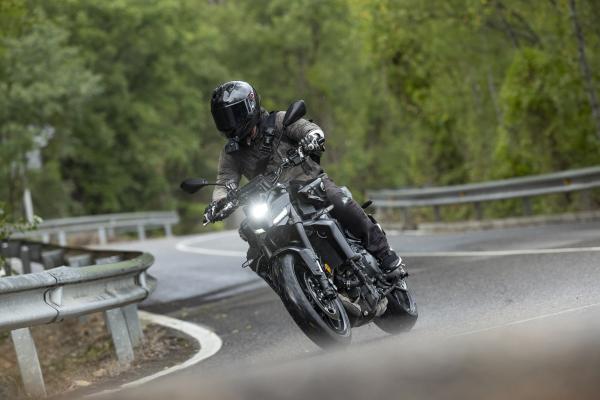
[107,221,600,374]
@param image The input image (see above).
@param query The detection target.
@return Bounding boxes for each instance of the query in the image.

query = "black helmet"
[210,81,260,141]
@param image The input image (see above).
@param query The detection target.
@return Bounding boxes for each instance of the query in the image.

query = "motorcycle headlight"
[249,202,269,220]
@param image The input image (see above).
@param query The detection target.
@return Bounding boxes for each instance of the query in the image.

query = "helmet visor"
[212,99,253,137]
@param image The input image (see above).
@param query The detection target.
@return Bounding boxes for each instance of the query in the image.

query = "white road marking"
[176,231,600,258]
[87,311,222,397]
[451,301,600,338]
[402,246,600,257]
[176,231,246,257]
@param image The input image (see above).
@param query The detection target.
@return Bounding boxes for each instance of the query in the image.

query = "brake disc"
[303,272,341,320]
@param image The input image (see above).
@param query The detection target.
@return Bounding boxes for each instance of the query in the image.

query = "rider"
[205,80,406,279]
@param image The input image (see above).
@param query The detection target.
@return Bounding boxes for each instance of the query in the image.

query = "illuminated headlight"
[250,202,269,220]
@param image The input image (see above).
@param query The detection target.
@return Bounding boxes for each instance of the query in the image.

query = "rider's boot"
[378,250,408,281]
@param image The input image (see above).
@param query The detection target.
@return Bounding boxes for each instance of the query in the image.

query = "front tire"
[374,284,418,334]
[276,253,352,347]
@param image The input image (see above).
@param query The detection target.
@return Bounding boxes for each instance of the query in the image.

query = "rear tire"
[276,253,352,347]
[374,285,418,334]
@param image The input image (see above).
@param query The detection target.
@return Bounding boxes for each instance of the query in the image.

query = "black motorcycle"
[181,101,418,347]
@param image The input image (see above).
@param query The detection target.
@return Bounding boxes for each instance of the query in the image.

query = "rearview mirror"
[180,178,210,194]
[282,100,306,128]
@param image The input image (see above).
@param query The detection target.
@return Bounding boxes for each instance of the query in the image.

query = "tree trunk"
[487,69,503,124]
[568,0,600,141]
[495,1,520,49]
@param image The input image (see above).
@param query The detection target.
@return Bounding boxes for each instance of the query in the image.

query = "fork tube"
[290,208,316,252]
[290,208,331,291]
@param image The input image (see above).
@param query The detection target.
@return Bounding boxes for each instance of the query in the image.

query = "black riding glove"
[299,130,325,153]
[203,198,236,224]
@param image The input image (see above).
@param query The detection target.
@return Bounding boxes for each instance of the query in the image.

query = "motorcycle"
[181,100,418,347]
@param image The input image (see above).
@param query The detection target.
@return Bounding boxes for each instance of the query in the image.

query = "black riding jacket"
[212,110,324,201]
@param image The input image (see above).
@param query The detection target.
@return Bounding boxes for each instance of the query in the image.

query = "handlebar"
[205,145,308,224]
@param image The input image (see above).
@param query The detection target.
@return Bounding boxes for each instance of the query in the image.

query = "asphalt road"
[108,220,600,374]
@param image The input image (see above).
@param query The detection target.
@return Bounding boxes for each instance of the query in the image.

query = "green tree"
[0,12,100,217]
[2,0,599,225]
[37,0,229,216]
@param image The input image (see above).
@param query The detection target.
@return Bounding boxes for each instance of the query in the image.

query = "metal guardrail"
[12,211,179,245]
[0,239,155,398]
[368,166,600,225]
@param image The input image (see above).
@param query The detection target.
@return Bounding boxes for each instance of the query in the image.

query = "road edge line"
[86,311,222,397]
[402,246,600,257]
[175,231,246,257]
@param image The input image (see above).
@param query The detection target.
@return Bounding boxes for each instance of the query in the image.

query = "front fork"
[289,208,336,299]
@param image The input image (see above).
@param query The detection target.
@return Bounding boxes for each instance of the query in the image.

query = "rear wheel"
[276,253,352,347]
[374,283,418,334]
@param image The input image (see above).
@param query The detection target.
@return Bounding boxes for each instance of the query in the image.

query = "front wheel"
[276,253,352,347]
[374,284,418,334]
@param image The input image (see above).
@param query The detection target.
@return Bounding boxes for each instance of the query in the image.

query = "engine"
[335,244,388,325]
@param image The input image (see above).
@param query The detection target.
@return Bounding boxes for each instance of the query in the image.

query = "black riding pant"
[322,177,390,258]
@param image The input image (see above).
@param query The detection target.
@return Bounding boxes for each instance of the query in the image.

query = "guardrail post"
[4,259,12,276]
[402,207,412,230]
[137,225,146,241]
[122,304,144,347]
[164,223,173,237]
[1,242,13,276]
[21,245,32,274]
[380,205,388,222]
[385,195,393,223]
[108,218,116,239]
[11,328,47,398]
[581,190,593,210]
[374,205,381,218]
[474,202,484,220]
[58,231,67,246]
[98,227,107,245]
[522,197,532,216]
[1,240,19,257]
[433,205,441,223]
[104,308,135,366]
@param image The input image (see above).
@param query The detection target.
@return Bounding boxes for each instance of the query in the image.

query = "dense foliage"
[1,0,599,226]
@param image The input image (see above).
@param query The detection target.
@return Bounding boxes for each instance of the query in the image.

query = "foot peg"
[385,263,408,280]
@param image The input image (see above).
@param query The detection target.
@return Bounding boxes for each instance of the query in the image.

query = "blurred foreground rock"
[106,306,600,400]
